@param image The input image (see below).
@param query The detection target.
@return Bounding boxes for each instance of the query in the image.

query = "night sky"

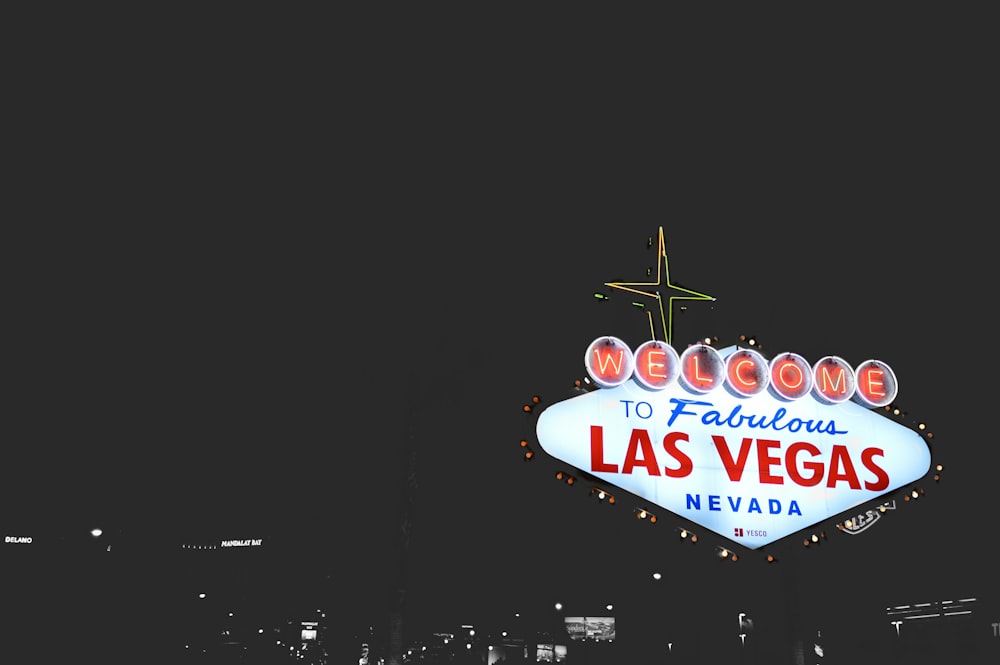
[4,24,997,663]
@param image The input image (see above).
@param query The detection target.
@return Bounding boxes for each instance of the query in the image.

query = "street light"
[738,611,752,657]
[738,612,753,632]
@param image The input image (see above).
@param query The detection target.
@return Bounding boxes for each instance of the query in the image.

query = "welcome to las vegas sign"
[534,229,931,550]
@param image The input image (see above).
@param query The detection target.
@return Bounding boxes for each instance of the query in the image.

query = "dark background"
[3,16,997,663]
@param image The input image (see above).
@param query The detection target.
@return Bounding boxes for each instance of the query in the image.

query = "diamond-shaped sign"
[536,345,931,549]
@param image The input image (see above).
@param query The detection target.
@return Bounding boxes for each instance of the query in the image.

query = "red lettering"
[732,358,757,389]
[589,425,618,473]
[592,348,625,378]
[686,354,715,389]
[770,353,814,400]
[861,447,889,491]
[711,435,754,482]
[583,336,898,402]
[725,349,769,397]
[854,361,897,407]
[785,441,823,486]
[680,345,724,393]
[594,427,892,495]
[622,429,661,475]
[816,364,849,397]
[661,431,693,478]
[633,340,679,390]
[863,369,885,397]
[757,439,783,485]
[826,444,862,489]
[774,359,804,390]
[643,349,668,380]
[584,337,635,388]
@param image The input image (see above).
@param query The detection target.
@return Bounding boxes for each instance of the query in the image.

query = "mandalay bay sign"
[535,228,931,550]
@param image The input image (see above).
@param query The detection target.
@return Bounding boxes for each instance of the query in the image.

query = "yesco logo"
[537,342,930,550]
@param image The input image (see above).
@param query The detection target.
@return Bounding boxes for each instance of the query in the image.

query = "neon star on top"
[605,226,715,345]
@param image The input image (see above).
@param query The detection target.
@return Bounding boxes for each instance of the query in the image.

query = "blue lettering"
[620,400,655,419]
[702,404,771,429]
[667,398,713,427]
[682,494,806,517]
[702,410,724,427]
[767,408,788,429]
[684,402,847,435]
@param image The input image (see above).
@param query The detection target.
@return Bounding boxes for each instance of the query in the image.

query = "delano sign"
[536,337,931,550]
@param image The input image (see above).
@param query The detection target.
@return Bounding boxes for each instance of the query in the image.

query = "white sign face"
[537,345,930,549]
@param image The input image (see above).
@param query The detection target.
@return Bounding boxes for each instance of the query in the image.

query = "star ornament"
[604,226,715,345]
